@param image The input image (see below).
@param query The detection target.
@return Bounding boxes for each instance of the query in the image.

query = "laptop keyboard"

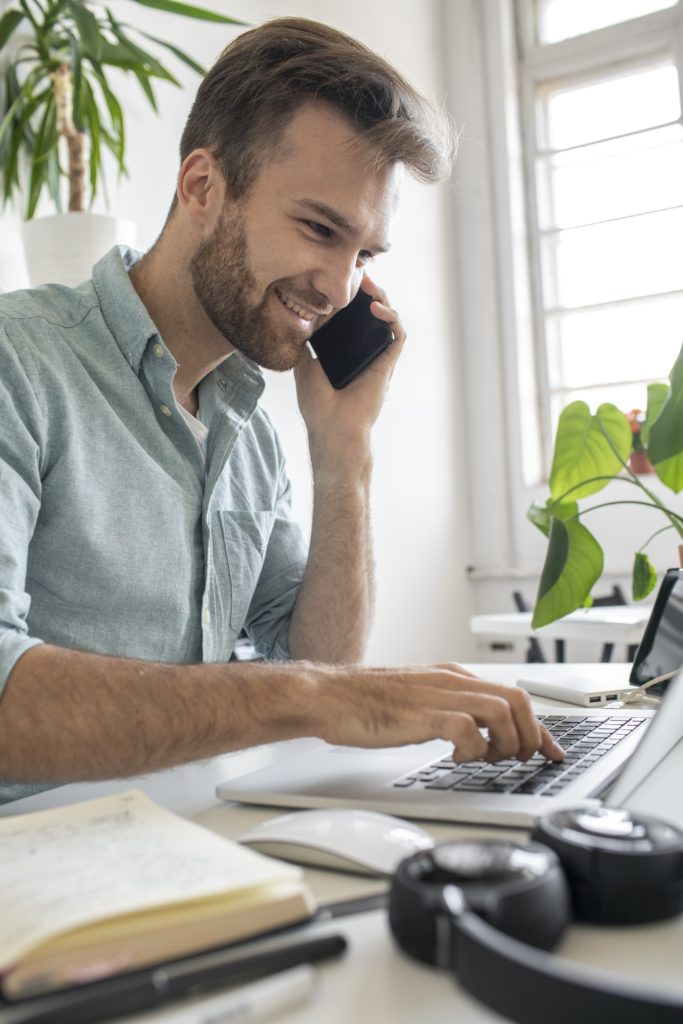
[391,713,647,797]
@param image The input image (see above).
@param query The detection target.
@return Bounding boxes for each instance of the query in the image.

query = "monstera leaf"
[549,402,632,503]
[648,343,683,493]
[632,551,658,602]
[527,498,579,537]
[532,517,604,629]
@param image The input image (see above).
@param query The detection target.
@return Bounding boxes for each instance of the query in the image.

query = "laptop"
[217,571,683,827]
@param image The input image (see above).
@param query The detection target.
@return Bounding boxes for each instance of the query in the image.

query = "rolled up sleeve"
[0,328,45,694]
[244,467,308,662]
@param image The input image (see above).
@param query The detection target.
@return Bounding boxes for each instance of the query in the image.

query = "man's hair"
[176,17,455,203]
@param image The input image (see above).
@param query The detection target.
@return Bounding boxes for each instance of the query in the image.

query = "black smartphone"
[309,289,394,389]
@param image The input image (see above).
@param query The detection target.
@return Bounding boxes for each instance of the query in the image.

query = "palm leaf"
[130,0,246,25]
[26,92,57,217]
[0,8,25,49]
[137,29,206,75]
[65,0,104,61]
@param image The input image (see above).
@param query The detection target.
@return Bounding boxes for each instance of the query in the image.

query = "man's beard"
[190,204,311,372]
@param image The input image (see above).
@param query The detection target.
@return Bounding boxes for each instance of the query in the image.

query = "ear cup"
[389,840,570,968]
[532,807,683,924]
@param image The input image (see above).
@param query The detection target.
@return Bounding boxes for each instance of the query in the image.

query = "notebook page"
[0,789,301,967]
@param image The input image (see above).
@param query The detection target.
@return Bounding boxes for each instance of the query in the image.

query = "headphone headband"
[389,807,683,1024]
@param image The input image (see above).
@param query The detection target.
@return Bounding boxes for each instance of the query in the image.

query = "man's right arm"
[0,646,564,785]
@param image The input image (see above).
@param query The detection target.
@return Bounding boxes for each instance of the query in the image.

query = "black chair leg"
[601,642,615,663]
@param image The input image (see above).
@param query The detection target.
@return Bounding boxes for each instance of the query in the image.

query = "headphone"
[389,805,683,1024]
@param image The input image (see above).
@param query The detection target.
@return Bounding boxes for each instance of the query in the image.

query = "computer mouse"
[238,808,434,876]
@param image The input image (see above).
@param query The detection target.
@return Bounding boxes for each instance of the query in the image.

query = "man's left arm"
[288,278,404,663]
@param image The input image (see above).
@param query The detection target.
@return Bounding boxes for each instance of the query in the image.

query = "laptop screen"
[630,567,683,692]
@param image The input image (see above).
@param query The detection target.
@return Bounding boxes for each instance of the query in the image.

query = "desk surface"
[2,663,682,1024]
[470,607,650,643]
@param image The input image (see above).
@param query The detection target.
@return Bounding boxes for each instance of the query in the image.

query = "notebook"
[217,575,683,827]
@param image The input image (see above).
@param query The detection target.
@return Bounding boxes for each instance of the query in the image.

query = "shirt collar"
[91,245,266,398]
[92,246,159,373]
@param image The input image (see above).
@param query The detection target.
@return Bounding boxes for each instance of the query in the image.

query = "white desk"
[2,663,682,1024]
[471,606,650,650]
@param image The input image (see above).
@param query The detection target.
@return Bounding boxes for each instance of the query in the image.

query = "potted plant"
[528,341,683,628]
[0,0,244,285]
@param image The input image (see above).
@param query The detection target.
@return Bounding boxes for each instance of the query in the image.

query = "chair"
[512,591,564,663]
[513,585,630,663]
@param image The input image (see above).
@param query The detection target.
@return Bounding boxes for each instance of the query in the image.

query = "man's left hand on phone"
[294,276,406,456]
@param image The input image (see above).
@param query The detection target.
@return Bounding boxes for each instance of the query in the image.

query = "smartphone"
[309,289,394,389]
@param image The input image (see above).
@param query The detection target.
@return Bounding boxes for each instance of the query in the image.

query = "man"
[0,18,563,801]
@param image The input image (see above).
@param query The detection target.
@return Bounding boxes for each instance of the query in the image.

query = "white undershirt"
[178,403,209,459]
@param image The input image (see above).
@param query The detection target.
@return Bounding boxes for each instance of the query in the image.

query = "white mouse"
[238,808,434,876]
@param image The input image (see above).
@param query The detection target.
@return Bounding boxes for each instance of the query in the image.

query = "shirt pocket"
[217,510,275,632]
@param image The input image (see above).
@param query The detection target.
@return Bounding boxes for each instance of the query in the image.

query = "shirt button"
[160,404,172,417]
[202,609,211,625]
[153,343,164,358]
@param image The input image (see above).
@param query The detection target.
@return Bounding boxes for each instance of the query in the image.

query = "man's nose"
[312,255,361,312]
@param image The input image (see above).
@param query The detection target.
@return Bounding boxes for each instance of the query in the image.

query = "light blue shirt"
[0,246,308,799]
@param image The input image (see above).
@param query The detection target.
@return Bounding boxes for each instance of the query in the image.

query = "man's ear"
[176,149,226,226]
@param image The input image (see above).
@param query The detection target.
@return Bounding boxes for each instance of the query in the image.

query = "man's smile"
[274,287,329,323]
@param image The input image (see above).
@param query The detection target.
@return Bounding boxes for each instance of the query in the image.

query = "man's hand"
[1,648,563,785]
[294,275,405,458]
[302,661,565,764]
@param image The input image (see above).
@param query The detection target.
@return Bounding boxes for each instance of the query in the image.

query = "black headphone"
[389,805,683,1024]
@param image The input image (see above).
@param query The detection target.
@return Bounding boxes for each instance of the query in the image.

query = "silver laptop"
[217,579,683,827]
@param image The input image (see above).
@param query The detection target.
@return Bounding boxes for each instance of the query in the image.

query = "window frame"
[515,0,683,467]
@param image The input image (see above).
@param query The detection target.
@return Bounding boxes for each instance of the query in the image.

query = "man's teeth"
[276,290,314,321]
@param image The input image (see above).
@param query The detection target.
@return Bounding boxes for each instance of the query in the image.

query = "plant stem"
[550,474,641,507]
[596,415,683,538]
[638,524,675,553]
[52,63,86,211]
[575,498,683,531]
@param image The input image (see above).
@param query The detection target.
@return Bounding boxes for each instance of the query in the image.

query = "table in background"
[1,663,681,1024]
[470,606,650,662]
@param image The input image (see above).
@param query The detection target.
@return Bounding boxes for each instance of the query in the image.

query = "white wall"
[0,0,474,664]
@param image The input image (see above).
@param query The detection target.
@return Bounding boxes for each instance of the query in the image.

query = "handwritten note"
[0,789,300,968]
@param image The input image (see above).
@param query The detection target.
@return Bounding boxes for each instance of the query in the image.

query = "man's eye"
[307,221,331,238]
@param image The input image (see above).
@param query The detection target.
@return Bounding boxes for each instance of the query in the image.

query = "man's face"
[190,104,402,371]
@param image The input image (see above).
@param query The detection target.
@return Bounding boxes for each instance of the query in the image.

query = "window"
[517,0,683,445]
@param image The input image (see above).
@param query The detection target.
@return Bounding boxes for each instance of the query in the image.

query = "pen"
[6,933,347,1024]
[159,965,316,1024]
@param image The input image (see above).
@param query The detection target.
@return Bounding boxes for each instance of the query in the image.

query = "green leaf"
[81,76,100,200]
[632,551,657,602]
[96,41,141,70]
[531,517,604,628]
[130,0,246,25]
[641,382,669,446]
[527,501,551,537]
[92,68,125,170]
[0,8,25,49]
[648,342,683,492]
[549,402,631,503]
[65,1,104,60]
[132,68,158,111]
[527,498,578,538]
[46,144,63,210]
[26,93,57,218]
[105,14,180,84]
[137,29,205,75]
[66,29,83,129]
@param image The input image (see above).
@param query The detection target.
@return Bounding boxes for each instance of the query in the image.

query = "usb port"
[606,694,618,701]
[589,695,601,703]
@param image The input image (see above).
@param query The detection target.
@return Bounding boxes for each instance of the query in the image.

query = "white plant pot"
[21,212,136,288]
